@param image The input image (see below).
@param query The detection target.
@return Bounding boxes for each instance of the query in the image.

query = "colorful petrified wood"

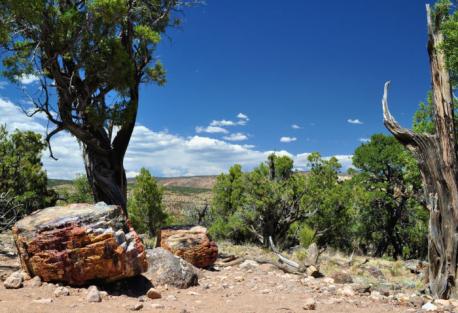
[13,202,147,285]
[156,225,218,268]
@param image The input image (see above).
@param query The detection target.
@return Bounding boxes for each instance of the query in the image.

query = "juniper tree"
[0,0,189,213]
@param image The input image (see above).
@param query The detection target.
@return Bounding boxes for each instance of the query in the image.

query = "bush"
[128,168,167,236]
[210,154,314,248]
[0,126,57,215]
[66,174,93,203]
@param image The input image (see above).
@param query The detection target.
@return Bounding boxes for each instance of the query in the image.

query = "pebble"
[29,276,42,287]
[125,303,143,311]
[303,297,317,310]
[33,298,53,304]
[54,286,70,297]
[422,301,438,311]
[86,285,101,302]
[147,288,162,299]
[151,303,165,309]
[239,260,259,270]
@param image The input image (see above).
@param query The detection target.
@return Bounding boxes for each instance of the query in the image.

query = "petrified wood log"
[156,225,218,268]
[12,203,147,285]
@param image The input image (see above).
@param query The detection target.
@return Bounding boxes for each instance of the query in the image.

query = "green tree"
[209,164,250,242]
[0,126,57,216]
[210,154,313,249]
[438,0,458,88]
[352,134,427,259]
[128,168,167,236]
[305,153,355,251]
[66,174,93,204]
[0,0,187,213]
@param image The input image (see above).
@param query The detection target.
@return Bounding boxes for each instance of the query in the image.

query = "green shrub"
[66,174,93,203]
[0,126,57,215]
[128,168,167,236]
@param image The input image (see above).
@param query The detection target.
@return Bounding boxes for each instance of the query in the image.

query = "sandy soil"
[0,262,413,313]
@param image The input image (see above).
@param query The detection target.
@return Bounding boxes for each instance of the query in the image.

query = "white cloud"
[359,137,370,143]
[0,81,7,90]
[195,125,229,134]
[223,132,248,142]
[0,98,354,178]
[291,124,302,129]
[280,136,297,143]
[210,119,236,127]
[347,118,363,125]
[209,113,250,128]
[16,74,40,85]
[237,113,249,120]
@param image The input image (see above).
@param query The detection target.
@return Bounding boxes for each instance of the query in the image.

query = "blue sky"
[0,0,435,178]
[142,0,431,153]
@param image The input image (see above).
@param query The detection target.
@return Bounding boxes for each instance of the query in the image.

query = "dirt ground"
[0,267,411,313]
[0,234,424,313]
[0,258,415,312]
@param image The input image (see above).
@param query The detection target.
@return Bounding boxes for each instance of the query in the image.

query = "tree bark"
[82,144,128,214]
[381,5,457,299]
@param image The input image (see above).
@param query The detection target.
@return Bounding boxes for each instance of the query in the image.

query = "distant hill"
[51,173,351,190]
[51,175,217,190]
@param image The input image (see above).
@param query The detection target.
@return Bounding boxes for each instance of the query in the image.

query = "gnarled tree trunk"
[381,5,458,299]
[83,144,128,212]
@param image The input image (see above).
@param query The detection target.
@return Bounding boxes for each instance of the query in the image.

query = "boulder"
[145,248,198,289]
[156,225,218,268]
[13,202,148,286]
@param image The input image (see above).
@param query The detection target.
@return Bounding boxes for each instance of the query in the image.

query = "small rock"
[54,286,70,297]
[166,295,177,301]
[422,301,438,311]
[303,297,316,310]
[260,289,271,294]
[86,285,101,302]
[239,260,259,270]
[146,288,162,299]
[33,298,53,304]
[138,296,147,302]
[125,303,143,311]
[351,283,371,294]
[29,276,42,287]
[337,286,355,297]
[234,276,244,282]
[99,291,109,299]
[370,291,382,301]
[322,277,335,284]
[151,303,165,309]
[306,265,323,278]
[3,271,23,289]
[331,272,353,284]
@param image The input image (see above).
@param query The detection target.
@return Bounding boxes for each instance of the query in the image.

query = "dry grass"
[216,241,425,292]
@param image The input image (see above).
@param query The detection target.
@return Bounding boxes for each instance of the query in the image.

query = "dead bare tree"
[381,5,457,299]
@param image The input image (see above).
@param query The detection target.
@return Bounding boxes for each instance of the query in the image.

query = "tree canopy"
[0,0,185,211]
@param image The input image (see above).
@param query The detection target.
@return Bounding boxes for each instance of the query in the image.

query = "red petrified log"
[156,226,218,268]
[13,203,147,285]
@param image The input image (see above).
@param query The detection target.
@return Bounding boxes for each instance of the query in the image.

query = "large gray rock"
[145,248,198,289]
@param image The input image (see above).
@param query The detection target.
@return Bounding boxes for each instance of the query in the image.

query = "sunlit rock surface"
[13,203,147,285]
[156,225,218,268]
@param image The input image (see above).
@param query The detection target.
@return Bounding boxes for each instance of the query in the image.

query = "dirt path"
[0,262,414,313]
